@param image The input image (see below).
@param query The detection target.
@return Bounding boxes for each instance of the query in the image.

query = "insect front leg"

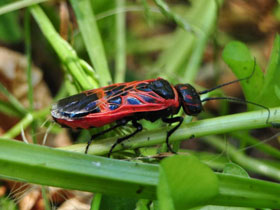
[85,119,128,154]
[162,116,184,153]
[108,120,143,157]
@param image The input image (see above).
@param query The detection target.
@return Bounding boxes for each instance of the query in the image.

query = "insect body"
[51,78,203,155]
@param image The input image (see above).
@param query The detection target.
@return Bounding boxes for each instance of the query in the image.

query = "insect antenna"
[201,96,271,124]
[198,58,273,124]
[198,57,256,95]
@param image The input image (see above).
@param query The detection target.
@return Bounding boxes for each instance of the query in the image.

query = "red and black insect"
[51,70,271,156]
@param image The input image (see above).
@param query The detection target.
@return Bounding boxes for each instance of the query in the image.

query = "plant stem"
[70,0,112,86]
[232,131,280,159]
[30,5,94,90]
[204,135,280,181]
[62,107,280,155]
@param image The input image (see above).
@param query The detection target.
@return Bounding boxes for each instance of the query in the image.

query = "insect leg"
[85,119,128,154]
[162,116,184,153]
[108,120,143,157]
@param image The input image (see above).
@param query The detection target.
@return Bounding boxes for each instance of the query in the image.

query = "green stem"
[41,186,51,210]
[204,136,280,181]
[70,0,112,86]
[62,107,280,155]
[114,0,126,83]
[30,5,94,90]
[153,0,193,32]
[232,131,280,159]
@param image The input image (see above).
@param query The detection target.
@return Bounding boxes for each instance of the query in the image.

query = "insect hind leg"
[85,119,128,154]
[162,116,184,153]
[108,120,143,157]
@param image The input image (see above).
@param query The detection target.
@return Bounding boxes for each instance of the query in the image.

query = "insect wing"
[51,81,142,119]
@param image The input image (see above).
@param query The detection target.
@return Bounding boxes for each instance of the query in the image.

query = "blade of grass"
[0,82,27,115]
[153,0,221,83]
[70,0,112,86]
[0,0,47,16]
[114,0,126,83]
[0,101,23,117]
[0,139,280,208]
[63,107,280,155]
[30,5,96,91]
[24,9,37,144]
[24,9,33,111]
[0,138,158,199]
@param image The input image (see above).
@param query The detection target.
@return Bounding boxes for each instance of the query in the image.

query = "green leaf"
[222,41,264,108]
[0,138,158,199]
[157,155,219,210]
[222,37,280,109]
[1,139,280,208]
[223,163,249,178]
[257,34,280,107]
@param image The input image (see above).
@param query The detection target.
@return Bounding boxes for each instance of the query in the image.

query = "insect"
[51,64,271,156]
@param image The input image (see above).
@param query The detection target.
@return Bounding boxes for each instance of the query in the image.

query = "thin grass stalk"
[24,9,37,143]
[114,0,126,83]
[204,135,280,181]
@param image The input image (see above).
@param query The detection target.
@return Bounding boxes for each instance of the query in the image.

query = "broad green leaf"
[222,41,264,109]
[1,139,280,208]
[223,163,249,178]
[222,38,280,109]
[157,155,219,210]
